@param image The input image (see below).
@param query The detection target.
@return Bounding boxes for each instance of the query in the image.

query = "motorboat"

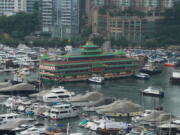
[79,119,89,128]
[127,127,157,135]
[135,72,150,79]
[12,123,34,132]
[20,125,46,135]
[88,76,104,84]
[49,103,78,120]
[164,60,179,67]
[97,121,129,134]
[42,86,75,102]
[79,117,116,132]
[132,110,154,122]
[141,87,164,97]
[11,73,24,84]
[140,64,162,74]
[19,68,30,76]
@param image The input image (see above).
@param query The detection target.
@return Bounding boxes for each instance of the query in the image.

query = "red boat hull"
[164,63,175,67]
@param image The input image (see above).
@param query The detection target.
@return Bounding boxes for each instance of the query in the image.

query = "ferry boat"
[170,71,180,84]
[134,72,150,79]
[49,104,78,120]
[141,87,164,97]
[39,42,138,84]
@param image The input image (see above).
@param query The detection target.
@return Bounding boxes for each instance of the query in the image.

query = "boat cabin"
[0,113,19,124]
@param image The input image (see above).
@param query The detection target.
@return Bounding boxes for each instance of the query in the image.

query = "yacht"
[88,76,104,84]
[135,72,150,79]
[141,87,164,97]
[49,104,78,120]
[0,113,19,124]
[42,86,75,102]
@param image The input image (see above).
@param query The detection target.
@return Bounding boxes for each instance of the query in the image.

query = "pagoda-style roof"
[80,42,101,55]
[80,49,101,53]
[81,44,98,48]
[63,53,114,58]
[81,42,99,48]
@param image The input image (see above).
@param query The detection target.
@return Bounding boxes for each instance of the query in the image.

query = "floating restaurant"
[39,42,139,84]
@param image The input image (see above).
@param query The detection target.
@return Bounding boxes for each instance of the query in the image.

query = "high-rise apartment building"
[160,0,174,10]
[99,0,131,10]
[0,0,27,16]
[52,0,80,39]
[40,0,53,33]
[92,0,105,7]
[26,0,40,13]
[103,0,174,13]
[91,12,142,43]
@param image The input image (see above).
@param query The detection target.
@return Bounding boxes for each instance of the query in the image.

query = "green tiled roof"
[80,49,101,53]
[41,59,134,66]
[63,51,126,59]
[81,44,98,48]
[107,64,138,68]
[104,68,132,73]
[40,51,126,60]
[63,53,114,58]
[50,67,90,72]
[41,71,90,77]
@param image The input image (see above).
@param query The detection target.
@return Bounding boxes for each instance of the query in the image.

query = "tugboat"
[134,72,150,80]
[170,71,180,84]
[141,87,164,97]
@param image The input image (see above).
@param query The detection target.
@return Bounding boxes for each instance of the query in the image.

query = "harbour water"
[0,66,180,134]
[61,67,180,116]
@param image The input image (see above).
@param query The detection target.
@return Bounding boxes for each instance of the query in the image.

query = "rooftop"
[81,44,99,48]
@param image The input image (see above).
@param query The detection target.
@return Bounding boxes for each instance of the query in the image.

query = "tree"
[91,36,105,46]
[155,1,180,45]
[0,12,39,40]
[111,36,129,49]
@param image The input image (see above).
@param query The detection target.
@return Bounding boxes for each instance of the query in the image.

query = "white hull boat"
[88,76,104,84]
[49,103,78,120]
[141,87,164,97]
